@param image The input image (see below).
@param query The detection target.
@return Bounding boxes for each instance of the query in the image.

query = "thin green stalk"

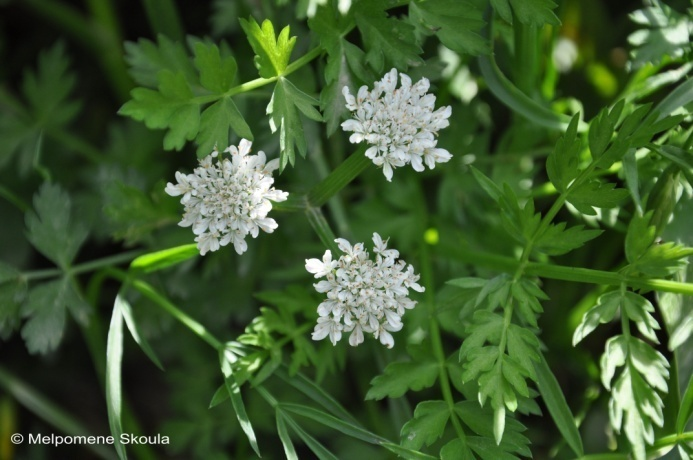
[307,147,370,207]
[0,184,30,213]
[23,250,144,281]
[512,17,539,97]
[305,206,341,254]
[438,243,693,296]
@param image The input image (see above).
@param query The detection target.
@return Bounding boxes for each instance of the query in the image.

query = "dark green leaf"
[455,401,531,458]
[490,0,560,26]
[409,0,488,56]
[220,354,261,457]
[124,35,196,88]
[470,166,503,203]
[354,1,423,72]
[365,358,439,400]
[534,353,584,457]
[197,97,253,156]
[281,413,339,460]
[267,78,310,169]
[116,294,164,370]
[281,403,382,444]
[440,439,474,460]
[400,400,449,450]
[534,222,603,256]
[625,211,657,264]
[380,442,438,459]
[25,182,88,269]
[589,100,624,160]
[677,372,693,434]
[0,262,27,338]
[20,277,90,354]
[239,17,296,78]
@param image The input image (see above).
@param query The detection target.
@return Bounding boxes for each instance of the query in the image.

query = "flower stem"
[307,147,370,207]
[23,250,144,281]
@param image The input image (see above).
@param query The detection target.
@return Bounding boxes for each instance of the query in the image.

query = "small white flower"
[306,233,424,348]
[165,139,288,256]
[341,68,452,181]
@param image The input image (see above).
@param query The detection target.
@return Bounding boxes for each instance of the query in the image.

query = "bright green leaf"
[239,17,296,78]
[130,244,198,273]
[400,401,449,450]
[267,78,314,169]
[628,1,692,68]
[193,42,237,94]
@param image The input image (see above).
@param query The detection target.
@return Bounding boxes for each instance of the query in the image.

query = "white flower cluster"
[305,233,424,348]
[165,139,288,256]
[341,68,453,181]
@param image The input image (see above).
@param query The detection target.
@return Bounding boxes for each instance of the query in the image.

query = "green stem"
[23,250,144,281]
[307,147,371,208]
[512,17,539,97]
[305,206,341,254]
[0,184,30,213]
[191,46,324,105]
[437,243,693,295]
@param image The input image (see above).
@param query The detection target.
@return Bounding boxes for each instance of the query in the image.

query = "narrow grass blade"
[220,355,261,457]
[129,244,198,273]
[106,302,127,459]
[116,294,164,370]
[280,402,385,444]
[281,413,339,460]
[276,410,298,460]
[677,372,693,434]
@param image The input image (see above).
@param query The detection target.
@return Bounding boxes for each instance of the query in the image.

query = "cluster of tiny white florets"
[305,233,424,349]
[341,68,453,182]
[165,139,288,256]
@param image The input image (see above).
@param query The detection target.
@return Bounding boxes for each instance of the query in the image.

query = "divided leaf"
[240,17,296,78]
[20,277,90,354]
[267,78,322,170]
[26,182,88,269]
[546,114,581,193]
[628,1,692,68]
[353,1,423,72]
[400,401,450,451]
[409,0,489,56]
[366,343,438,400]
[124,35,197,88]
[534,222,602,256]
[567,180,629,216]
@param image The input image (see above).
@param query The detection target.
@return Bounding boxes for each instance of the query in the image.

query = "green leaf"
[505,324,540,382]
[470,166,503,203]
[677,372,693,434]
[0,262,27,338]
[119,70,200,151]
[625,211,657,264]
[106,298,127,460]
[281,403,382,444]
[400,401,450,450]
[380,442,438,459]
[573,290,621,345]
[440,439,474,460]
[281,413,339,460]
[409,0,488,56]
[267,78,318,169]
[353,1,423,72]
[490,0,560,27]
[628,1,692,68]
[455,401,531,458]
[219,353,261,457]
[130,244,198,273]
[124,35,196,88]
[116,294,164,370]
[567,180,629,216]
[534,354,584,457]
[25,182,88,269]
[276,411,298,460]
[589,100,624,160]
[193,42,237,94]
[365,358,439,400]
[546,114,581,193]
[239,17,296,78]
[635,242,693,278]
[534,222,603,256]
[20,277,90,354]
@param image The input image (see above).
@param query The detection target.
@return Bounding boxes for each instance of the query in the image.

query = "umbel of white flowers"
[306,233,424,348]
[341,68,453,181]
[165,139,288,256]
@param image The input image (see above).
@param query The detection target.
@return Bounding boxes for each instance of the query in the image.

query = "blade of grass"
[220,353,261,457]
[280,403,386,444]
[106,301,127,460]
[276,410,299,460]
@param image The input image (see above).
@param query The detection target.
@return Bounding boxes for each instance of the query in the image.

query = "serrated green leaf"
[400,401,449,450]
[130,244,198,273]
[534,354,584,457]
[25,182,88,269]
[635,242,693,278]
[267,78,311,169]
[625,211,657,264]
[20,277,90,354]
[282,78,323,122]
[567,180,629,216]
[534,222,603,256]
[440,439,474,460]
[546,113,581,193]
[124,34,196,88]
[354,1,423,72]
[239,17,296,78]
[119,70,200,151]
[460,311,504,360]
[455,401,531,457]
[409,0,488,56]
[196,97,253,157]
[573,290,621,345]
[628,2,692,68]
[490,0,560,26]
[116,294,164,370]
[589,100,624,160]
[365,358,439,400]
[193,42,237,94]
[506,325,540,381]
